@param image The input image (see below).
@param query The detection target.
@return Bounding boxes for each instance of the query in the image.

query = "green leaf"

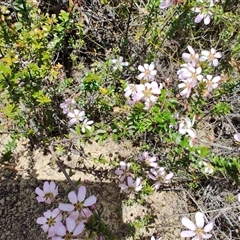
[32,91,51,105]
[59,10,69,22]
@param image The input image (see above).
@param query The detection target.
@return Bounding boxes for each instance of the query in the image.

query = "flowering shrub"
[1,0,240,239]
[177,46,222,98]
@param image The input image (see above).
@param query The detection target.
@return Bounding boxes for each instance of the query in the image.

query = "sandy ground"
[0,134,186,240]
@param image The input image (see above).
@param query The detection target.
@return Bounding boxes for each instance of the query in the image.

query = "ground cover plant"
[0,0,240,239]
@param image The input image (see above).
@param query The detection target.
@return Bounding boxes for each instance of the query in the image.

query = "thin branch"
[49,142,78,193]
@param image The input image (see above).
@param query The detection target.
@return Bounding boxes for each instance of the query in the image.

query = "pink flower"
[200,48,222,67]
[59,186,97,219]
[160,0,183,9]
[160,0,173,9]
[182,46,199,65]
[67,109,85,125]
[119,176,142,194]
[60,99,76,114]
[177,64,203,82]
[52,217,86,240]
[138,152,158,168]
[37,208,62,237]
[137,63,157,81]
[149,167,173,190]
[181,212,215,239]
[35,181,58,204]
[194,7,212,25]
[115,161,131,181]
[133,81,162,107]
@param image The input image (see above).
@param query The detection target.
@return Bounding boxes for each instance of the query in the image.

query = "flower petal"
[84,195,97,206]
[138,65,145,72]
[215,52,222,58]
[127,176,133,186]
[180,230,196,237]
[37,217,47,225]
[73,220,86,236]
[195,212,204,228]
[68,191,78,204]
[66,217,76,233]
[41,224,49,233]
[81,208,93,218]
[115,169,123,175]
[181,217,196,230]
[54,222,66,236]
[43,181,50,193]
[204,219,215,232]
[234,133,240,142]
[149,63,155,71]
[58,203,74,212]
[49,181,56,191]
[35,187,44,197]
[204,15,211,25]
[78,186,86,202]
[52,208,61,218]
[195,14,204,23]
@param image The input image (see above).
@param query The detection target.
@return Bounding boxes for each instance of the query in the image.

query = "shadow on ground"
[0,168,133,240]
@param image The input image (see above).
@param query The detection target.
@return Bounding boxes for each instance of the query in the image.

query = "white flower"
[37,208,62,237]
[137,63,157,81]
[238,193,240,203]
[124,84,137,98]
[200,48,222,67]
[112,56,129,71]
[115,161,131,181]
[67,109,85,125]
[81,118,94,133]
[181,212,215,239]
[179,117,196,139]
[178,79,196,98]
[35,181,58,204]
[149,167,174,190]
[202,75,221,93]
[182,46,199,65]
[119,176,142,194]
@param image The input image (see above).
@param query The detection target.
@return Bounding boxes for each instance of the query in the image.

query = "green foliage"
[212,102,231,115]
[85,206,116,240]
[2,136,18,162]
[213,156,240,184]
[1,0,240,238]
